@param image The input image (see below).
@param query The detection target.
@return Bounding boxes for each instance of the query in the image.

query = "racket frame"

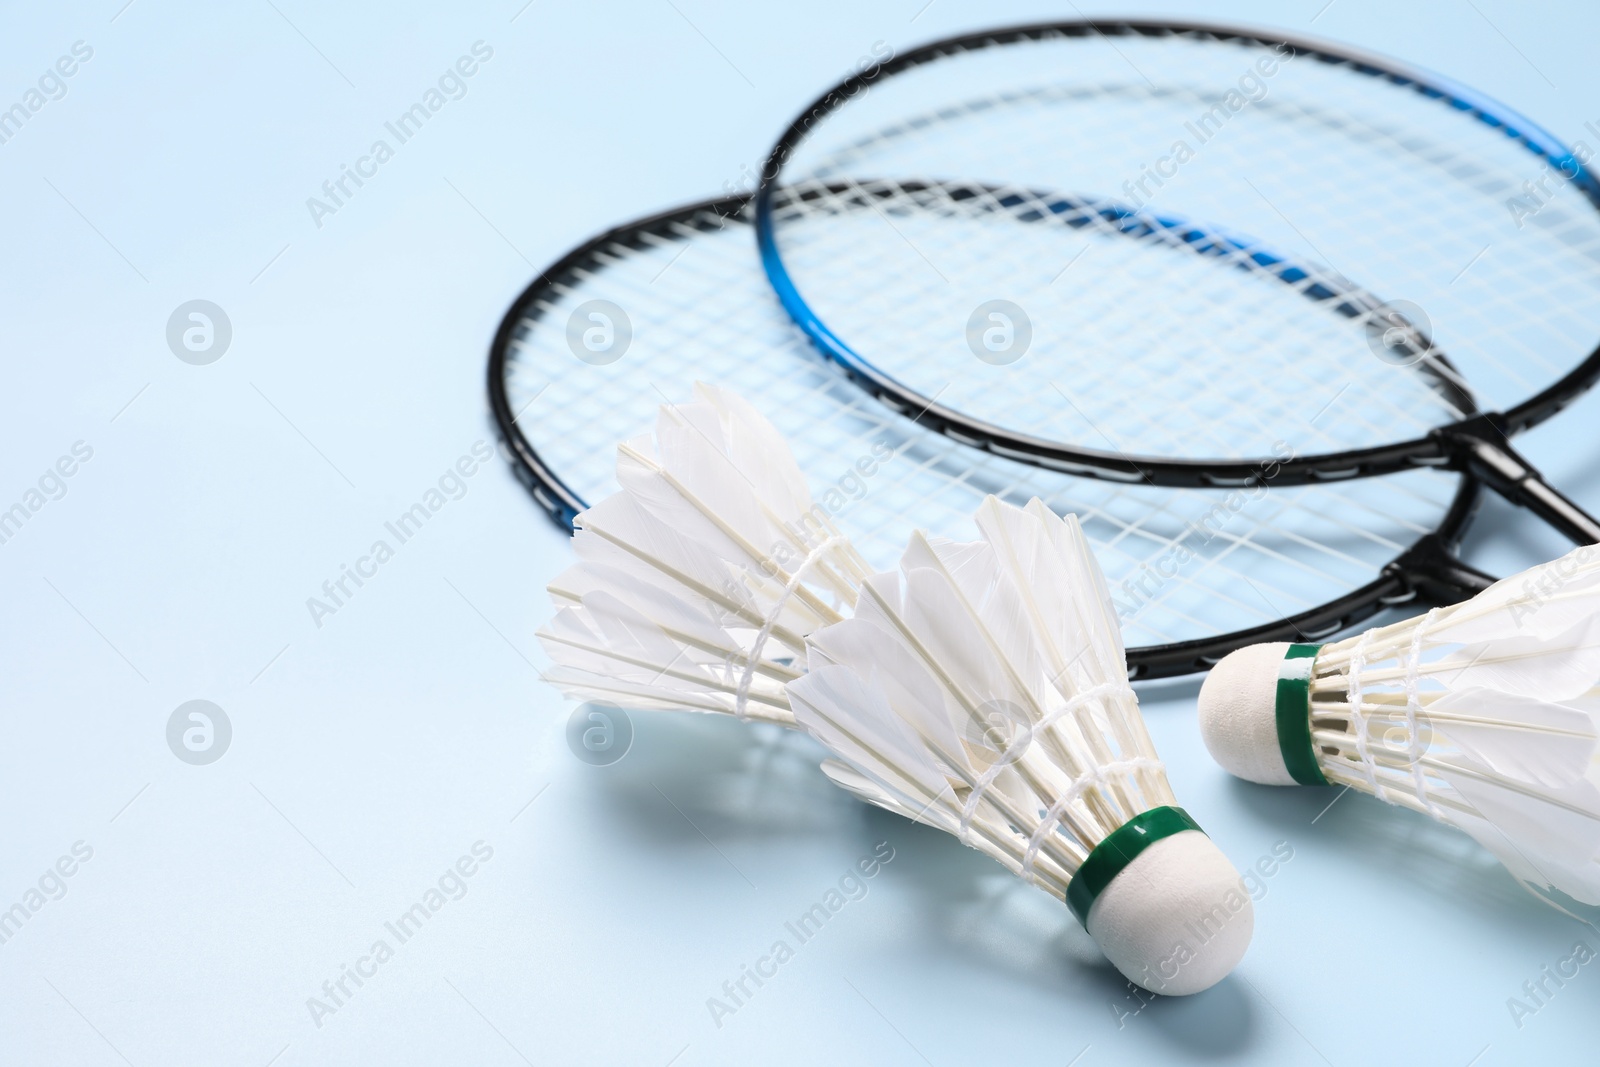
[753,18,1600,544]
[486,193,1491,679]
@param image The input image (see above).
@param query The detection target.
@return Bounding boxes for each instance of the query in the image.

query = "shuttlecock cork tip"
[1085,828,1254,995]
[1197,642,1301,787]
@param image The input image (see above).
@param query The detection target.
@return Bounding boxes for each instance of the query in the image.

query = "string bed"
[501,201,1464,661]
[765,28,1600,458]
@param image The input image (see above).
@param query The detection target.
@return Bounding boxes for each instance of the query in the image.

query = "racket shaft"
[1459,437,1600,545]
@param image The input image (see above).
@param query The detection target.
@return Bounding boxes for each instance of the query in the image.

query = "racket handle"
[1437,417,1600,546]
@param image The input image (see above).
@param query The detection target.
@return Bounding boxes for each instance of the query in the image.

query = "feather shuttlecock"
[537,383,873,726]
[1198,544,1600,905]
[787,497,1254,995]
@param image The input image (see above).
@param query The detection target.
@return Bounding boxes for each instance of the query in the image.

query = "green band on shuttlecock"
[1276,643,1329,786]
[1066,805,1202,927]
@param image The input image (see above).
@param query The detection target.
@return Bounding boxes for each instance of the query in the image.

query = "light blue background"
[3,2,1599,1064]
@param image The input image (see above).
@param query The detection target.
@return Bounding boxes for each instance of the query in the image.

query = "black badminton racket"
[487,194,1488,678]
[753,19,1600,550]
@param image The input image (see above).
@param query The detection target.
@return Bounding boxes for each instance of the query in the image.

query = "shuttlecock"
[1198,543,1600,904]
[537,383,874,726]
[787,497,1254,995]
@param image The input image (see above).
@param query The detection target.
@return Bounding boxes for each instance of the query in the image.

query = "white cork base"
[1197,642,1299,786]
[1085,829,1254,996]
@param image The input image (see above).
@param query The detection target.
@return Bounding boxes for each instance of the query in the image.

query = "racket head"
[753,19,1600,485]
[487,195,1484,678]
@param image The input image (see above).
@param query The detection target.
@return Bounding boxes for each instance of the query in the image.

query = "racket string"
[770,32,1600,460]
[506,203,1463,652]
[774,178,1468,457]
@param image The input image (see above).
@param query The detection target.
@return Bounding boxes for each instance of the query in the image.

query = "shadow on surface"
[573,711,860,844]
[850,802,1261,1056]
[1225,775,1600,937]
[575,710,1267,1053]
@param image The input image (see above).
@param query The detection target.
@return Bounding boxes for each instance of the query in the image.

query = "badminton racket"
[753,19,1600,548]
[487,194,1485,678]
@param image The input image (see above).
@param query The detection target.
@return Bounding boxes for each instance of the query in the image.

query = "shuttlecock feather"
[788,498,1254,995]
[538,383,873,725]
[1198,543,1600,905]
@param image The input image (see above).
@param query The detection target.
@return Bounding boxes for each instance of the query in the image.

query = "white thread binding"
[1346,631,1381,799]
[732,535,845,720]
[949,681,1141,876]
[1403,607,1443,817]
[1021,757,1164,880]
